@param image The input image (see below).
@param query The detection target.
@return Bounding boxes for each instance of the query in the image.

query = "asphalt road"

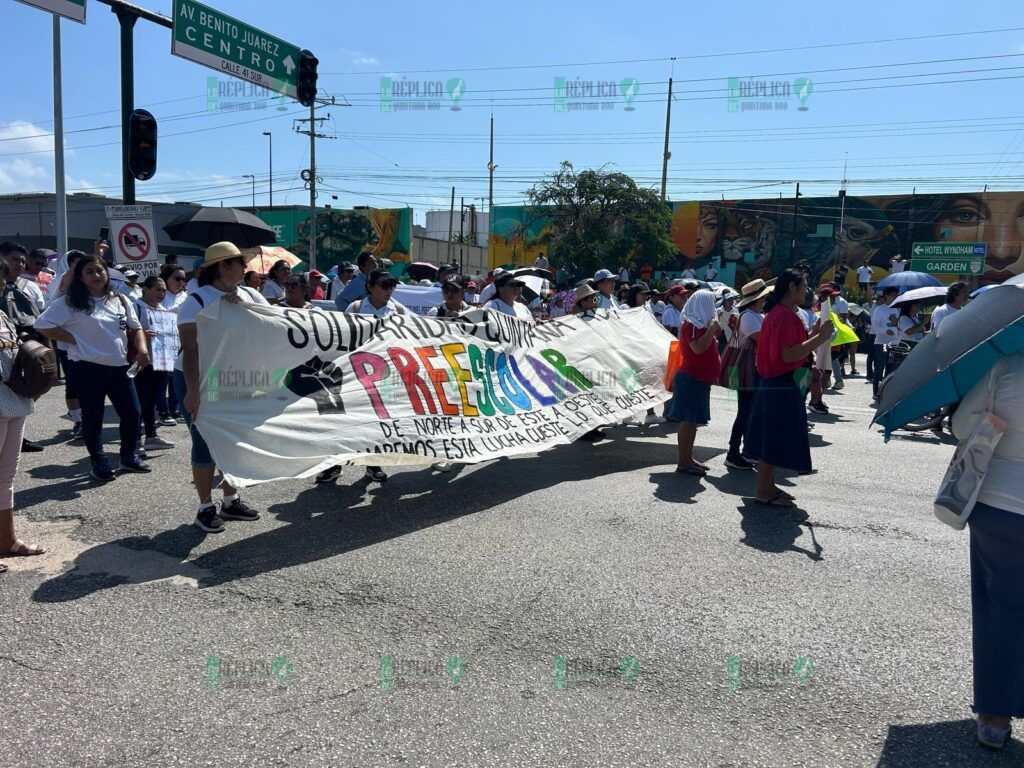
[3,374,1021,767]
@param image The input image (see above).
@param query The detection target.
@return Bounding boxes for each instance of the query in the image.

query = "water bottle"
[126,361,141,378]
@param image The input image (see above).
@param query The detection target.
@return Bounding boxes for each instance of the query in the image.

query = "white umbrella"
[890,285,947,308]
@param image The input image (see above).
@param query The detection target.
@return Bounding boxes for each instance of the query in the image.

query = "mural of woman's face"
[933,194,1024,283]
[695,208,720,257]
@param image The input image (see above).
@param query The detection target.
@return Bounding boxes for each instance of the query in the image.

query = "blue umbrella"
[873,279,1024,439]
[970,284,998,299]
[874,270,943,293]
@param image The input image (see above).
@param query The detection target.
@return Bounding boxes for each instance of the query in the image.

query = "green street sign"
[911,241,987,258]
[910,257,986,276]
[172,0,301,99]
[16,0,86,23]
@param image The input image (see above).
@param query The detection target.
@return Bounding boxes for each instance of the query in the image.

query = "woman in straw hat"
[724,279,772,471]
[175,242,268,534]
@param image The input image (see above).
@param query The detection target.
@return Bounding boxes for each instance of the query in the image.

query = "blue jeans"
[74,360,141,462]
[871,345,888,397]
[173,369,215,468]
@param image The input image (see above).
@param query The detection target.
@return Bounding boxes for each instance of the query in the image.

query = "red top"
[678,321,722,384]
[309,284,325,301]
[756,304,808,379]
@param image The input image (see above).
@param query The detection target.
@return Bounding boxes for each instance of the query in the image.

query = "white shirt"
[798,307,815,332]
[329,276,349,299]
[737,309,764,341]
[534,257,550,270]
[833,296,849,315]
[897,313,924,343]
[262,280,285,301]
[36,294,142,367]
[490,298,533,321]
[930,302,959,331]
[952,353,1024,516]
[175,284,268,371]
[704,264,718,281]
[682,268,697,279]
[661,305,682,330]
[161,290,188,312]
[16,277,45,311]
[595,293,620,310]
[871,302,899,345]
[650,299,666,320]
[857,265,872,283]
[618,267,630,283]
[718,308,738,341]
[185,277,198,294]
[345,297,407,317]
[891,259,906,273]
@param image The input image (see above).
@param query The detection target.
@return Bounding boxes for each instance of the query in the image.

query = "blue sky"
[3,0,1024,224]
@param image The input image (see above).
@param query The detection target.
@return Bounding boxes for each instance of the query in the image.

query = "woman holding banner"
[743,269,834,507]
[428,277,470,318]
[488,274,534,321]
[176,242,267,534]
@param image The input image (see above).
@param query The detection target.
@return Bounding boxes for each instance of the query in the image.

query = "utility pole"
[459,197,465,271]
[487,113,495,215]
[52,15,67,255]
[836,153,848,270]
[660,77,673,201]
[790,182,801,261]
[294,95,337,271]
[262,131,273,207]
[446,186,455,263]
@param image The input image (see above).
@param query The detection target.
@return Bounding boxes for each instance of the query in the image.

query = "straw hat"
[573,283,598,306]
[199,241,243,270]
[736,278,773,308]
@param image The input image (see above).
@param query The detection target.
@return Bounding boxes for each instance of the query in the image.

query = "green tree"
[524,161,674,276]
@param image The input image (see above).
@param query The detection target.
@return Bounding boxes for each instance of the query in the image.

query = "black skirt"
[742,371,812,472]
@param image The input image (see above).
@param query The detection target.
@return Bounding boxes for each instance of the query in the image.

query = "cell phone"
[99,226,109,241]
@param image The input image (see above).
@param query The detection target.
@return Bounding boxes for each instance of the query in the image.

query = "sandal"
[6,539,46,556]
[755,492,795,508]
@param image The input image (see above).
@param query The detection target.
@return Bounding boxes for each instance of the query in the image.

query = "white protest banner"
[194,305,673,487]
[393,283,442,315]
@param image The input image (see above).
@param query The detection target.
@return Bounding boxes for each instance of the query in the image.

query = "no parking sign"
[105,205,160,278]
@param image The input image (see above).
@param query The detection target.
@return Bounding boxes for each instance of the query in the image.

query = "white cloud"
[0,121,102,196]
[352,55,379,66]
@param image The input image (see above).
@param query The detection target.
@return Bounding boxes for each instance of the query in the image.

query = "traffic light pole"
[308,101,317,271]
[116,7,136,205]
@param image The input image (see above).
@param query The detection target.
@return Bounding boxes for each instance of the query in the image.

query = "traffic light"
[297,49,318,108]
[128,109,157,181]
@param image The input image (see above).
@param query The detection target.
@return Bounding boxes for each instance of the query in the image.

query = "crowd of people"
[0,237,1019,750]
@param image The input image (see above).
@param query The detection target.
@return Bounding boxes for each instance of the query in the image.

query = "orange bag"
[663,340,682,391]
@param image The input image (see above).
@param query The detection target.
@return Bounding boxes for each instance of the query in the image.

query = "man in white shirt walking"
[929,282,968,332]
[870,286,900,403]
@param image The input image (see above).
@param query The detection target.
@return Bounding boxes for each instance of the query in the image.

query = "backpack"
[0,314,57,399]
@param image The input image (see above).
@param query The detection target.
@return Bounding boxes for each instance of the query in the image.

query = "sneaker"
[432,461,453,472]
[158,414,177,427]
[170,410,184,420]
[315,465,343,484]
[977,719,1011,750]
[89,457,116,482]
[143,435,175,450]
[643,414,667,425]
[194,504,226,533]
[365,466,388,483]
[220,498,260,521]
[136,447,148,460]
[70,422,83,441]
[808,402,829,415]
[119,455,152,473]
[724,453,754,470]
[832,379,845,390]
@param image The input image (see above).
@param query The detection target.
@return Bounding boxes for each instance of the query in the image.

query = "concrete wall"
[413,236,488,277]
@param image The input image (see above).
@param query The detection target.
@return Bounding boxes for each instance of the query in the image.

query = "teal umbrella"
[873,276,1024,439]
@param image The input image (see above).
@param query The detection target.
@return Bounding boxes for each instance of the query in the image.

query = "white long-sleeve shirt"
[870,302,899,346]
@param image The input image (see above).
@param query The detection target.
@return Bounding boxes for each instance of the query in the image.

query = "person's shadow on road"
[736,500,823,561]
[33,438,682,599]
[875,719,1022,766]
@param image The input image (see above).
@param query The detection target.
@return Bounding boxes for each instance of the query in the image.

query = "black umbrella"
[163,207,277,248]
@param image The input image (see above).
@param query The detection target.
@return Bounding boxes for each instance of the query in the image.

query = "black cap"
[340,261,355,272]
[495,273,526,288]
[367,268,397,286]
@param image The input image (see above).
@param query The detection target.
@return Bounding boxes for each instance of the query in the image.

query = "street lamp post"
[242,174,255,208]
[262,131,273,208]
